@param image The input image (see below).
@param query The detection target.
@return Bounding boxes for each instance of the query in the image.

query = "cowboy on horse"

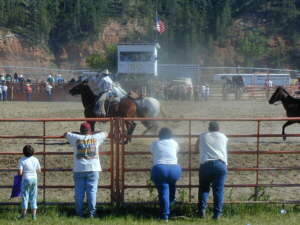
[88,69,124,117]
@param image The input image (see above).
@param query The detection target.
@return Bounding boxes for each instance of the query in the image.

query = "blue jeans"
[73,171,99,217]
[151,164,182,219]
[21,178,38,209]
[198,160,227,218]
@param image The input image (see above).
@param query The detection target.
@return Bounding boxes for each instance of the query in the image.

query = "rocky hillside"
[0,19,143,71]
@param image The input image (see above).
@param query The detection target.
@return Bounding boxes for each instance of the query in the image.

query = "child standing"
[18,145,41,220]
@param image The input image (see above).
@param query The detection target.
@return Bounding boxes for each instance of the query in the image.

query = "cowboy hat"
[102,69,110,75]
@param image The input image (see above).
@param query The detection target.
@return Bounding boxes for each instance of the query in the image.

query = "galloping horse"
[69,80,161,143]
[269,86,300,140]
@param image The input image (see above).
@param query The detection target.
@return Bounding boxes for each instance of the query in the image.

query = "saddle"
[127,90,143,100]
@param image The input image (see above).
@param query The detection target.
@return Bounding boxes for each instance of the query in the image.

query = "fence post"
[43,121,46,204]
[254,120,261,200]
[114,118,121,205]
[188,120,192,202]
[110,118,115,204]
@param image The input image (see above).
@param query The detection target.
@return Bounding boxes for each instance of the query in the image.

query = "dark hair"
[158,127,173,140]
[23,145,34,157]
[208,121,219,132]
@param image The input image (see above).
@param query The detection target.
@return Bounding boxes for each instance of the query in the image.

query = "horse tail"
[160,104,167,118]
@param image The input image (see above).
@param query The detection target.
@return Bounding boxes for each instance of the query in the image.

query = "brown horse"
[69,80,158,143]
[269,86,300,140]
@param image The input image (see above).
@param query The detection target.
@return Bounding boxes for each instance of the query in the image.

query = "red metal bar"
[43,121,46,204]
[121,119,125,203]
[188,120,192,202]
[115,118,121,204]
[123,183,300,189]
[110,118,114,203]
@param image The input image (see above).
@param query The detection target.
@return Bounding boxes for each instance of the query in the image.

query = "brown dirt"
[1,99,299,203]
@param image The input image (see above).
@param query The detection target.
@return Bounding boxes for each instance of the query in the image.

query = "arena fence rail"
[0,117,300,205]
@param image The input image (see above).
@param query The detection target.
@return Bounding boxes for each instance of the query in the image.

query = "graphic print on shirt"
[75,138,98,159]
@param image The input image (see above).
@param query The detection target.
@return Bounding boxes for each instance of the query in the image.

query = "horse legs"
[123,121,136,144]
[141,121,158,135]
[282,121,295,141]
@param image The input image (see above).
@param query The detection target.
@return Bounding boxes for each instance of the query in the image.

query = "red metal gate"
[1,117,300,205]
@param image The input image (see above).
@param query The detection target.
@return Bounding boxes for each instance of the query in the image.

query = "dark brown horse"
[69,80,158,143]
[269,86,300,140]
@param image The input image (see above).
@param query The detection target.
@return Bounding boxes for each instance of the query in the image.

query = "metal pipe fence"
[0,117,300,205]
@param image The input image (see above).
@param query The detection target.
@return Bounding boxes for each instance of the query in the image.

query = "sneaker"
[32,215,37,220]
[17,215,26,220]
[212,214,221,220]
[158,215,169,222]
[199,209,206,218]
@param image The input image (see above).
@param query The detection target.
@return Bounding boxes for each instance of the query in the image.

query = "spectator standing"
[0,82,2,101]
[64,122,108,218]
[25,83,33,101]
[264,78,273,98]
[47,74,55,84]
[45,82,53,100]
[201,84,210,101]
[14,72,19,83]
[150,127,182,221]
[2,82,8,101]
[195,121,228,220]
[5,73,12,83]
[18,145,41,220]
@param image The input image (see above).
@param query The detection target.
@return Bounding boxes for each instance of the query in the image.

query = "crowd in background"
[0,72,69,101]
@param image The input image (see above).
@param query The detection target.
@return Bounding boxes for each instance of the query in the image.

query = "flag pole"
[155,0,158,43]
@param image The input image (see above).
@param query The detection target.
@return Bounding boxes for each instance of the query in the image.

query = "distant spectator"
[5,73,12,83]
[2,82,8,101]
[47,74,55,84]
[0,74,5,83]
[264,79,273,98]
[201,84,210,101]
[0,83,2,101]
[19,74,25,83]
[25,83,33,101]
[14,72,18,83]
[45,82,53,100]
[56,74,64,85]
[150,127,182,222]
[18,145,41,220]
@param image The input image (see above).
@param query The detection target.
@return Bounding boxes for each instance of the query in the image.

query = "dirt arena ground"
[1,98,300,204]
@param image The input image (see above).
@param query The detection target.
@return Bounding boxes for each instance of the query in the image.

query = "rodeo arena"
[2,43,300,216]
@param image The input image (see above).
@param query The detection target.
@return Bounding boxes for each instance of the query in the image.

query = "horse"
[222,76,245,100]
[269,86,300,140]
[69,80,161,143]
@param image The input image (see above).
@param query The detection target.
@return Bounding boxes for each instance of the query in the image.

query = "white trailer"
[117,44,158,76]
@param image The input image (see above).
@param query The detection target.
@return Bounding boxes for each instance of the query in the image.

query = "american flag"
[156,16,166,34]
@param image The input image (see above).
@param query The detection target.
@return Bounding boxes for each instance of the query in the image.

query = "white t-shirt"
[199,131,228,165]
[150,139,179,165]
[2,84,7,92]
[66,132,108,172]
[18,156,41,179]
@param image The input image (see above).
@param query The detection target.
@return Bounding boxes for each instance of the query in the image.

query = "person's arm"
[17,160,23,176]
[18,169,23,176]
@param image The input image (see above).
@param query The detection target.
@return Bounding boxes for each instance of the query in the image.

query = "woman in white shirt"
[150,127,182,221]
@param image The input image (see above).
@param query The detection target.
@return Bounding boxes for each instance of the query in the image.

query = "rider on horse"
[88,69,125,117]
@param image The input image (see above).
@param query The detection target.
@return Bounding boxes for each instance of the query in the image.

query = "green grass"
[0,204,300,225]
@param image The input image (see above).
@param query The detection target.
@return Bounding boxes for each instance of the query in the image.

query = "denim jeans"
[21,178,38,209]
[151,164,182,219]
[198,160,227,218]
[73,171,99,217]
